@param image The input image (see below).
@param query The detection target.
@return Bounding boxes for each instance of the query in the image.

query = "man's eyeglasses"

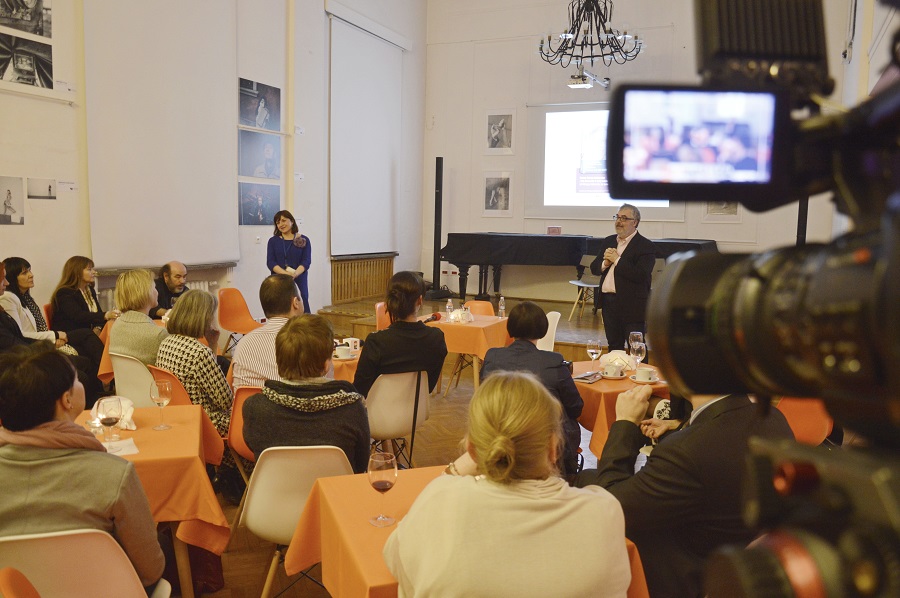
[612,215,636,222]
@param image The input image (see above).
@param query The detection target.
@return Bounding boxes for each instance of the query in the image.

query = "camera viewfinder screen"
[622,90,776,184]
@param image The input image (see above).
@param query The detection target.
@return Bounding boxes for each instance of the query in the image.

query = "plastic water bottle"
[498,296,506,318]
[446,298,453,319]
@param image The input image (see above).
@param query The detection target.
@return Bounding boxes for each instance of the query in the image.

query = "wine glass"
[628,331,644,353]
[367,453,398,527]
[631,341,647,366]
[586,339,602,371]
[150,380,172,431]
[96,397,123,453]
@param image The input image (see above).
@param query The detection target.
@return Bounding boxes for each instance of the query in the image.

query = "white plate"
[601,373,628,380]
[630,374,661,385]
[332,355,358,361]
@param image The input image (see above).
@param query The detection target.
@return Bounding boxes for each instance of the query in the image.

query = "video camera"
[605,0,900,595]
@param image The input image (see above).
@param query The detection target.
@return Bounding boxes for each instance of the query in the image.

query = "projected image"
[621,90,776,184]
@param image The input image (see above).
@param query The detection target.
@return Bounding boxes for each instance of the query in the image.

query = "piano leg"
[475,266,490,301]
[456,264,471,301]
[492,265,502,296]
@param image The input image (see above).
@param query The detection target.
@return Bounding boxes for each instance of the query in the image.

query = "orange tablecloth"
[572,362,669,457]
[332,354,359,382]
[284,466,649,598]
[427,315,511,389]
[76,405,230,554]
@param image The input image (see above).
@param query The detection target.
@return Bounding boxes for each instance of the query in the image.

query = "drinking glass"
[368,453,398,527]
[586,339,602,370]
[96,397,123,453]
[150,380,172,431]
[631,341,647,366]
[628,331,644,353]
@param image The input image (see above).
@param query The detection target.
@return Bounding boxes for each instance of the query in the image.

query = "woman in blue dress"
[266,210,311,313]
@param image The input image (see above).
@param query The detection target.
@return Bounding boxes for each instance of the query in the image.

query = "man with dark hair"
[151,261,188,319]
[231,274,303,388]
[575,385,794,598]
[591,203,656,352]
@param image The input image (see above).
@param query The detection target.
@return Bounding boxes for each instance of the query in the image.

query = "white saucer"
[630,374,661,384]
[332,355,358,361]
[602,373,627,380]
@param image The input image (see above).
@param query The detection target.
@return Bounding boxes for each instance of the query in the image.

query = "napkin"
[599,350,636,371]
[90,396,137,430]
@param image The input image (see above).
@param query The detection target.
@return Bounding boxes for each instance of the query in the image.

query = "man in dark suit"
[480,301,583,475]
[576,385,794,598]
[591,203,656,352]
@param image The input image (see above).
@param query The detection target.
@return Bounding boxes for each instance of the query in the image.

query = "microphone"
[422,312,442,323]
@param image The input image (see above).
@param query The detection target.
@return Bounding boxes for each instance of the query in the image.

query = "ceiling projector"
[568,66,610,89]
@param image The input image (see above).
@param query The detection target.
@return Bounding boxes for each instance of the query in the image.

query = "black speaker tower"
[425,156,452,300]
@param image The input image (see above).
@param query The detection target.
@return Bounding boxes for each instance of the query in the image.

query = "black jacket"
[590,231,656,322]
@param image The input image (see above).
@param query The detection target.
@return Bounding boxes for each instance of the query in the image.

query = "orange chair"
[43,303,54,330]
[375,301,391,331]
[218,288,263,353]
[464,300,495,316]
[226,386,261,545]
[0,568,41,598]
[147,365,193,406]
[225,360,235,389]
[775,397,834,446]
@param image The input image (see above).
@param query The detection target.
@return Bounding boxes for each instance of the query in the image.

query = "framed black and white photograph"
[485,110,514,155]
[0,33,52,88]
[27,177,56,200]
[0,0,51,38]
[702,200,742,223]
[483,171,512,217]
[0,176,25,225]
[239,130,281,179]
[239,78,281,131]
[238,182,280,226]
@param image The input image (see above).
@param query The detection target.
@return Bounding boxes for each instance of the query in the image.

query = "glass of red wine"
[96,396,123,453]
[367,452,398,527]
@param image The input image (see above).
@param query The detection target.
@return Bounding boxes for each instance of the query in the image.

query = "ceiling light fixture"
[539,0,642,68]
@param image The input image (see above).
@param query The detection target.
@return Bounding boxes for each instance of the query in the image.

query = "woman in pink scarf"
[0,344,165,588]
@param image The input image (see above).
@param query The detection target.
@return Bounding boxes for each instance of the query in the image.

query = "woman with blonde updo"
[383,372,631,597]
[109,269,168,365]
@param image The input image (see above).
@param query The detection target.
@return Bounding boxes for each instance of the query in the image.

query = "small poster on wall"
[483,171,512,217]
[485,110,514,155]
[0,33,52,88]
[239,130,281,179]
[239,78,281,131]
[1,176,25,225]
[27,177,56,200]
[238,182,280,226]
[0,0,51,38]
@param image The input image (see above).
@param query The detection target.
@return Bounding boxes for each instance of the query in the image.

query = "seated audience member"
[243,314,370,472]
[156,289,232,435]
[353,271,447,397]
[383,372,631,597]
[0,262,103,406]
[151,261,188,319]
[232,274,303,388]
[0,344,165,588]
[50,255,118,367]
[575,385,794,598]
[109,269,168,365]
[1,257,74,352]
[480,301,583,476]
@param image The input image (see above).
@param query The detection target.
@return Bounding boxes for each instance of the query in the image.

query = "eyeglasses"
[613,215,636,222]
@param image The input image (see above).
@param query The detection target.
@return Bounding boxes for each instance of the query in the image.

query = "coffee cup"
[603,363,623,377]
[334,345,352,360]
[344,337,360,352]
[636,366,655,382]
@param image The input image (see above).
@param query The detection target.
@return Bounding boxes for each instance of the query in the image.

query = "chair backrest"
[241,446,353,545]
[375,301,391,331]
[0,529,171,598]
[0,568,41,598]
[218,287,263,335]
[536,311,561,351]
[775,398,834,446]
[146,365,192,406]
[109,353,157,408]
[225,359,235,389]
[367,371,430,441]
[42,303,54,330]
[464,300,494,316]
[228,386,262,463]
[576,255,602,284]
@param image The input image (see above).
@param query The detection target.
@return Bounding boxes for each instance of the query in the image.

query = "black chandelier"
[538,0,642,68]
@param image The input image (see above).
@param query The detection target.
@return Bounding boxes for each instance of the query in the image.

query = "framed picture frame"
[483,171,512,217]
[484,110,515,155]
[702,201,742,223]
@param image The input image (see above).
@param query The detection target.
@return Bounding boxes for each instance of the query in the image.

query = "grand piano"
[440,232,718,300]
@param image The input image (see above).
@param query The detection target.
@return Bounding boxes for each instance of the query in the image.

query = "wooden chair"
[568,254,601,321]
[218,287,263,353]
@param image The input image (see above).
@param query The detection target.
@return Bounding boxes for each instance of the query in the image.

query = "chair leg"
[568,288,583,321]
[226,489,248,551]
[260,547,282,598]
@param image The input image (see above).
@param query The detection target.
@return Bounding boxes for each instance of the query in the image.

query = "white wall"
[421,0,855,301]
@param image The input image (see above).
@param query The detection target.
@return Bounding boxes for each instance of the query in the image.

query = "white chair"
[568,255,601,321]
[537,311,561,351]
[109,352,157,407]
[367,371,429,468]
[0,528,171,598]
[241,446,354,598]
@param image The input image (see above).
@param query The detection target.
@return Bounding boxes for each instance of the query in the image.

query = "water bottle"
[446,298,453,319]
[498,296,506,318]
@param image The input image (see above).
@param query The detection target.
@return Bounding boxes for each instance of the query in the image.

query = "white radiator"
[186,281,212,292]
[98,280,217,310]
